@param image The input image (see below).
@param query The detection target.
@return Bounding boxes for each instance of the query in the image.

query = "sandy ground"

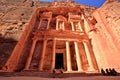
[0,76,120,80]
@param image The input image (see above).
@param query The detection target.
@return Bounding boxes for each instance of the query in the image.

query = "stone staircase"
[0,71,102,78]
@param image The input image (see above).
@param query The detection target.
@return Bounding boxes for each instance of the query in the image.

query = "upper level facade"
[34,7,86,35]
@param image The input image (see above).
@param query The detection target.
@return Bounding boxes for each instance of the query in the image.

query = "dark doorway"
[55,53,64,69]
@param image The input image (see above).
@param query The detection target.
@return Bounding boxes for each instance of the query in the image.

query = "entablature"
[68,12,82,22]
[32,30,89,40]
[40,12,52,19]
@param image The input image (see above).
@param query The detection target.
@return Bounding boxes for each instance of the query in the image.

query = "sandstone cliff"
[0,0,34,68]
[1,0,120,71]
[92,0,120,70]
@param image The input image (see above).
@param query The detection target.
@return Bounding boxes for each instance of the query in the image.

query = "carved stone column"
[62,22,65,30]
[74,41,83,71]
[51,39,56,70]
[38,19,42,30]
[24,39,37,70]
[71,22,75,31]
[83,41,95,71]
[47,19,50,29]
[66,41,72,71]
[56,20,58,30]
[78,22,83,32]
[82,14,90,33]
[38,39,47,71]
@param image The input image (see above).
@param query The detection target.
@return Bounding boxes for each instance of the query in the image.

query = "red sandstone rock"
[0,0,120,74]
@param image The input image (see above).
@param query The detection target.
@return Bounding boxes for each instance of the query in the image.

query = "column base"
[78,69,83,72]
[85,70,99,73]
[23,68,29,71]
[65,70,73,73]
[38,68,43,71]
[87,67,96,72]
[64,70,85,73]
[22,69,32,72]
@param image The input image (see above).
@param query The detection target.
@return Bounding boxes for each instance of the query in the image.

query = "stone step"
[0,72,119,78]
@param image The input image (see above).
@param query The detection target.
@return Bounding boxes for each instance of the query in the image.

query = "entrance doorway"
[55,53,64,69]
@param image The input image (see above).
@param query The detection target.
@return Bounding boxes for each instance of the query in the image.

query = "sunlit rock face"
[100,0,120,44]
[0,0,35,69]
[0,0,120,74]
[93,0,120,71]
[0,0,52,69]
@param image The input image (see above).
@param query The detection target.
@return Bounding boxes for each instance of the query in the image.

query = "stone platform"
[0,71,119,78]
[0,72,120,80]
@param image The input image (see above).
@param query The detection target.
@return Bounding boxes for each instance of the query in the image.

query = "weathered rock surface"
[1,0,120,70]
[93,0,120,51]
[100,0,120,43]
[92,0,120,71]
[0,0,34,68]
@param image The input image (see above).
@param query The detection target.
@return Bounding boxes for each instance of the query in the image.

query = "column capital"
[32,36,38,41]
[74,40,79,43]
[43,38,48,41]
[82,40,89,43]
[83,39,92,45]
[65,40,70,42]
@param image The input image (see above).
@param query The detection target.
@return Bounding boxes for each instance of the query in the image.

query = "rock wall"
[1,8,39,72]
[0,0,53,69]
[92,0,120,71]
